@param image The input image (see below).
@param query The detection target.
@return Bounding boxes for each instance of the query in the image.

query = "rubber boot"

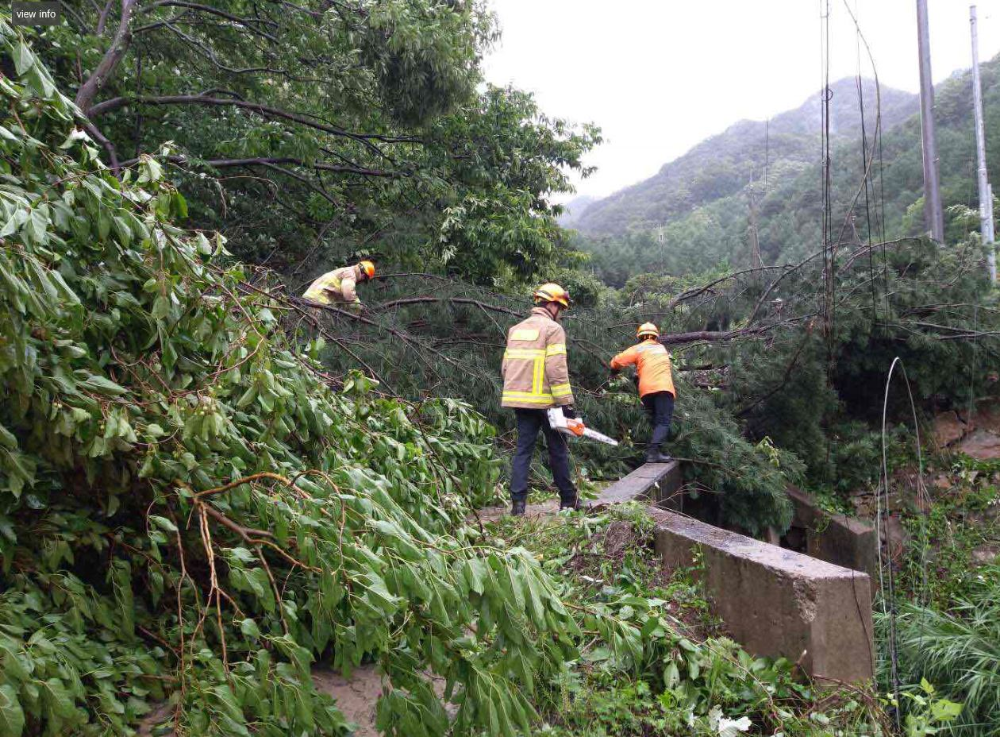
[559,496,580,512]
[645,446,674,464]
[511,499,526,517]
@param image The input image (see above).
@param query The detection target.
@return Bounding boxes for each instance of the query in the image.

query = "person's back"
[302,261,375,309]
[502,284,578,515]
[501,308,573,409]
[303,265,359,306]
[616,340,675,399]
[610,323,676,463]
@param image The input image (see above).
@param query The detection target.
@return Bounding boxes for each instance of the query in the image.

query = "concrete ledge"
[653,510,874,684]
[596,461,683,510]
[787,486,878,583]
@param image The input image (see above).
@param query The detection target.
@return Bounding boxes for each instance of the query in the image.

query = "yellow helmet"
[359,260,376,279]
[637,322,659,340]
[533,283,571,308]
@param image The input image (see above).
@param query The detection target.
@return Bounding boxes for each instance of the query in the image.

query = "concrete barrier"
[786,486,878,584]
[651,509,874,684]
[595,461,683,510]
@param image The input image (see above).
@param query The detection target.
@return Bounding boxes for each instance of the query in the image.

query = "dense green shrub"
[0,26,585,735]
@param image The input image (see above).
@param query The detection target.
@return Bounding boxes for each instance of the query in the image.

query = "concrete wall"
[651,509,875,684]
[786,486,878,584]
[596,461,683,510]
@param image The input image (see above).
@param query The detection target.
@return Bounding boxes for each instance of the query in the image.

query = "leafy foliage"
[0,26,590,735]
[34,1,598,284]
[489,506,891,736]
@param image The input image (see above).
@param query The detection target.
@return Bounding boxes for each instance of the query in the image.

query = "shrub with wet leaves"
[0,24,588,736]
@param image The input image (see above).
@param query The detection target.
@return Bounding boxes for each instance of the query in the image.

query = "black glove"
[562,405,577,419]
[609,367,620,378]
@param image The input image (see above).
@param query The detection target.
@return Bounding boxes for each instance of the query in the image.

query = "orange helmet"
[359,260,375,279]
[637,322,659,340]
[533,283,571,308]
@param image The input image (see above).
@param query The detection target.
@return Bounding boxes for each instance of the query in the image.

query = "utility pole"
[971,4,997,282]
[764,119,770,194]
[916,0,945,242]
[748,173,763,271]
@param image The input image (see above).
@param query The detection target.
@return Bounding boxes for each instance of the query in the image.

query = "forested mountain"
[555,193,597,228]
[577,58,1000,283]
[571,78,918,236]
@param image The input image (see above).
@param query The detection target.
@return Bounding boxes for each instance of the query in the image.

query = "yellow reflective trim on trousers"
[550,383,573,397]
[545,343,567,356]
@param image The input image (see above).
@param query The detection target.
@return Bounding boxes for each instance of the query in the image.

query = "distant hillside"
[573,79,918,236]
[557,194,598,228]
[576,58,1000,283]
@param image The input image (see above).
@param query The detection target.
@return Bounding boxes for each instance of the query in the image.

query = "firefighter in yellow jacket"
[302,261,375,311]
[501,283,578,515]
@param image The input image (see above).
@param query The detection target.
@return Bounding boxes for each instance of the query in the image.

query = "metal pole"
[916,0,945,242]
[971,5,997,282]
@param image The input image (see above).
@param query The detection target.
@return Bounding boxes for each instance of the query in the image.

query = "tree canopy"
[38,0,598,284]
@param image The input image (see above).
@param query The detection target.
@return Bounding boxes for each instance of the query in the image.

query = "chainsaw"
[546,407,619,447]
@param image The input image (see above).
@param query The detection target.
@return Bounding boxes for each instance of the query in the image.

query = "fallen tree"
[0,27,595,735]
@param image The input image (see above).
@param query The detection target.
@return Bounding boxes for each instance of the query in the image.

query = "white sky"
[482,0,1000,202]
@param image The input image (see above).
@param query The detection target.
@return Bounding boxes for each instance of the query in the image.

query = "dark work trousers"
[641,391,675,450]
[509,408,577,504]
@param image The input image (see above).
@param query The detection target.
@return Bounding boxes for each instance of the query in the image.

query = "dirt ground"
[312,665,385,737]
[139,665,447,737]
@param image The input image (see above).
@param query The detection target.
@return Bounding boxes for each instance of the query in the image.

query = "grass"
[885,455,1000,735]
[487,505,892,737]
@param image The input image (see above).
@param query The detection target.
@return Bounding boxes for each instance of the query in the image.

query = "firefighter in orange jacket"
[610,323,676,463]
[501,283,578,516]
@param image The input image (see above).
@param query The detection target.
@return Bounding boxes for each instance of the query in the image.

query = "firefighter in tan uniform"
[302,261,375,312]
[501,283,578,515]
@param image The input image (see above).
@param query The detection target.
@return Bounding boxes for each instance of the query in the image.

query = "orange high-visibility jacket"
[501,307,574,409]
[302,265,362,306]
[610,340,676,398]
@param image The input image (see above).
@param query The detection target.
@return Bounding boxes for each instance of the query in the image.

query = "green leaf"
[42,678,76,719]
[149,515,177,534]
[0,423,18,451]
[0,685,24,737]
[240,618,261,640]
[81,375,128,396]
[930,699,963,722]
[12,41,35,76]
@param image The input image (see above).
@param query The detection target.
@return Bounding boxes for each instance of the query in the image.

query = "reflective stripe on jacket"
[501,307,574,409]
[610,340,676,398]
[302,265,361,306]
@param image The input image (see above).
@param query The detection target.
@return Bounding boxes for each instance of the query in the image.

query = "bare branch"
[95,0,115,34]
[659,327,772,346]
[119,154,399,179]
[372,297,520,317]
[82,119,121,175]
[137,0,279,41]
[77,0,137,114]
[88,94,398,160]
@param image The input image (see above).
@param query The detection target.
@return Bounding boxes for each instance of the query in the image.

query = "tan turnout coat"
[501,307,575,409]
[302,265,362,306]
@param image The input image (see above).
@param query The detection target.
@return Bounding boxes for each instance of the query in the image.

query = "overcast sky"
[482,0,1000,203]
